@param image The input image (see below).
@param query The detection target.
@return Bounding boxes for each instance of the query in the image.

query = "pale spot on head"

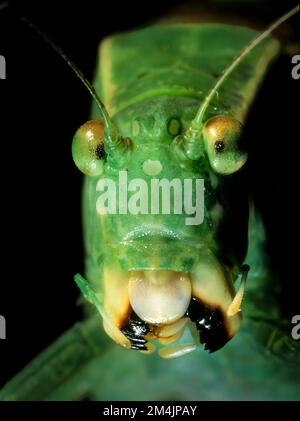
[168,118,181,136]
[132,120,140,137]
[142,159,162,176]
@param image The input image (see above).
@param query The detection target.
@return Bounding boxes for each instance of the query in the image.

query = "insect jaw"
[187,298,233,353]
[187,250,249,348]
[120,256,248,354]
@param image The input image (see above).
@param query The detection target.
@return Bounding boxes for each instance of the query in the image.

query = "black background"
[0,0,299,388]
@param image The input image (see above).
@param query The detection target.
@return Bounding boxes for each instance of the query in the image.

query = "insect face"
[72,107,248,357]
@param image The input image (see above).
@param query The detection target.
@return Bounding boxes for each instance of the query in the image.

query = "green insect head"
[71,85,249,357]
[72,94,248,273]
[70,6,298,357]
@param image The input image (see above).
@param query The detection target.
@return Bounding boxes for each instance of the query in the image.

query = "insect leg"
[0,315,111,401]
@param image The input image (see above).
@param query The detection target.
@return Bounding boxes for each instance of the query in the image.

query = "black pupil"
[95,144,104,159]
[215,140,225,153]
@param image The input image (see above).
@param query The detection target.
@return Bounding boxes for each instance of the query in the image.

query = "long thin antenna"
[191,5,299,128]
[20,15,113,132]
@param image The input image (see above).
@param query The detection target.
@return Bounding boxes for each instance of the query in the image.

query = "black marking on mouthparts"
[121,311,149,351]
[187,297,230,353]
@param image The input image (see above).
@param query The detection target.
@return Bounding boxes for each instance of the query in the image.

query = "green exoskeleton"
[1,5,299,401]
[71,7,298,357]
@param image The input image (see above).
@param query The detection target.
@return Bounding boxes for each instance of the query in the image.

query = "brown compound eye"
[202,115,247,175]
[72,119,105,176]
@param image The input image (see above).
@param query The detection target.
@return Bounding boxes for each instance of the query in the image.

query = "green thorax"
[95,24,279,123]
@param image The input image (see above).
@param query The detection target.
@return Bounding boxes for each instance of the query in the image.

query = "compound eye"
[72,119,105,176]
[202,116,247,175]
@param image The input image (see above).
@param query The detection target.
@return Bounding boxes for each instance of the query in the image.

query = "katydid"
[71,6,298,357]
[0,4,299,401]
